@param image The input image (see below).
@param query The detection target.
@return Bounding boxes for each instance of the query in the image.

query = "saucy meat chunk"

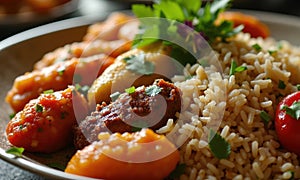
[74,79,181,149]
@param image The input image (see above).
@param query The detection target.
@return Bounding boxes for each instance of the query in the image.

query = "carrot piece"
[65,128,180,180]
[218,11,270,38]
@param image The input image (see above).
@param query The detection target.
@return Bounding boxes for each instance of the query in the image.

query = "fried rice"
[158,32,300,180]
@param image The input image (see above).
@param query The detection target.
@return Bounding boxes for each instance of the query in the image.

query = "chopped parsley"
[18,124,25,130]
[145,85,162,96]
[6,147,24,157]
[35,104,44,113]
[281,101,300,120]
[60,112,68,119]
[287,171,295,180]
[9,113,16,120]
[132,0,243,66]
[168,163,186,179]
[123,54,155,75]
[260,110,272,125]
[74,84,90,96]
[277,41,283,50]
[278,80,286,90]
[208,129,231,159]
[43,89,54,94]
[252,43,262,51]
[296,84,300,91]
[110,92,121,102]
[229,60,247,76]
[125,86,136,94]
[268,50,277,55]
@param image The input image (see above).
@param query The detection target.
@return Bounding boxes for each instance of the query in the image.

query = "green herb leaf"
[154,1,185,21]
[168,163,186,179]
[18,125,24,130]
[9,113,16,120]
[145,85,162,96]
[260,110,272,125]
[110,92,121,102]
[182,0,201,14]
[6,147,24,157]
[132,4,155,18]
[208,129,231,159]
[229,60,247,76]
[125,86,136,94]
[268,50,277,55]
[124,54,155,75]
[43,89,54,94]
[47,162,66,171]
[75,84,90,95]
[252,43,262,51]
[210,0,230,14]
[60,112,68,119]
[35,104,43,113]
[287,171,295,180]
[132,0,242,64]
[282,101,300,120]
[235,66,248,72]
[278,80,286,90]
[296,84,300,91]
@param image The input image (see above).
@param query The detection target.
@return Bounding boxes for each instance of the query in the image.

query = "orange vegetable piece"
[6,54,114,112]
[218,11,270,38]
[65,128,180,180]
[6,87,88,153]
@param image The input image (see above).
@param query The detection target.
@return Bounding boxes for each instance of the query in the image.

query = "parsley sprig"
[229,60,247,76]
[132,0,243,66]
[208,129,231,159]
[260,110,272,125]
[145,85,162,96]
[123,54,155,75]
[133,0,242,44]
[282,101,300,120]
[6,147,24,157]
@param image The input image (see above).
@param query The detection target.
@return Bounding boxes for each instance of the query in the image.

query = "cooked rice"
[159,32,300,179]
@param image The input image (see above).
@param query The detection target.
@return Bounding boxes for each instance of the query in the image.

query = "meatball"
[74,79,181,149]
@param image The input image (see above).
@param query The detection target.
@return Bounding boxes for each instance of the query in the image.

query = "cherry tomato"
[6,87,88,153]
[275,91,300,156]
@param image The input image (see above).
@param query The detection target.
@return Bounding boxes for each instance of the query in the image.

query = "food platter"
[0,10,300,179]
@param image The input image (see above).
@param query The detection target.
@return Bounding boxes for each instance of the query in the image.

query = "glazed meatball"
[73,79,181,149]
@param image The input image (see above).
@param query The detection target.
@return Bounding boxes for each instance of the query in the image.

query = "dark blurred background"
[1,0,300,40]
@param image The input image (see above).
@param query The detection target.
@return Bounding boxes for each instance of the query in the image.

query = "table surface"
[1,0,300,179]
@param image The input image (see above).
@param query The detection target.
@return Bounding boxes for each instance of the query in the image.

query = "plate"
[0,10,300,180]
